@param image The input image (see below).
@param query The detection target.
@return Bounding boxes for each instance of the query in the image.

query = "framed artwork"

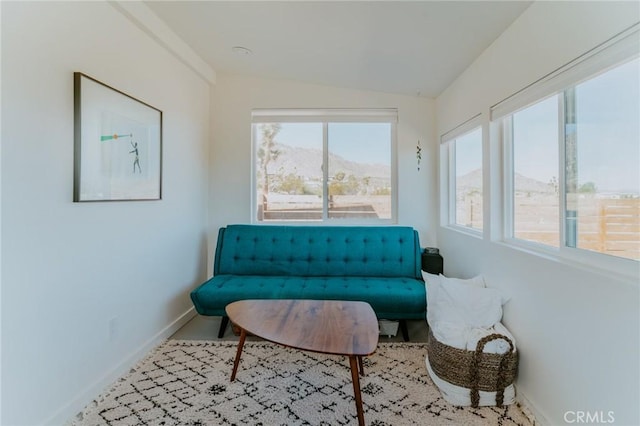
[73,72,162,202]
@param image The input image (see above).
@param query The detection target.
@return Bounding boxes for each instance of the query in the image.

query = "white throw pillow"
[422,271,442,292]
[422,271,442,327]
[443,274,486,288]
[424,272,509,329]
[438,278,504,328]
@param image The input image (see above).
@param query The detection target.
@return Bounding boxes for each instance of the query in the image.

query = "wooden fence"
[461,195,639,260]
[574,197,639,260]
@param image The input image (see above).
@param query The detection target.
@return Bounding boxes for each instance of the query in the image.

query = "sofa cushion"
[215,225,421,278]
[190,275,426,320]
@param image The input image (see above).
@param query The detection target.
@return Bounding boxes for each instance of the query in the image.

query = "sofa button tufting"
[192,226,427,336]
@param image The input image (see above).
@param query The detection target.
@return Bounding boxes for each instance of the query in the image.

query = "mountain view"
[266,143,390,180]
[456,168,555,194]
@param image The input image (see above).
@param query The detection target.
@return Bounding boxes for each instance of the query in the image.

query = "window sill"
[495,239,639,286]
[443,224,484,240]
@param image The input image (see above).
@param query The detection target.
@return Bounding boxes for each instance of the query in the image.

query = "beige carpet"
[70,340,532,425]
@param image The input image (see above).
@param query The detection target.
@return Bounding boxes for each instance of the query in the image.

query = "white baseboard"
[517,389,549,426]
[48,307,197,426]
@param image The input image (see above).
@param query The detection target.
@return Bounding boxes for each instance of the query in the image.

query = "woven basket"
[427,328,519,408]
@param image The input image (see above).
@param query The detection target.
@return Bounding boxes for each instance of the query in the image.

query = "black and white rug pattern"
[71,341,532,426]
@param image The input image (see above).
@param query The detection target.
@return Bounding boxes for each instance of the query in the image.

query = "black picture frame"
[73,72,162,202]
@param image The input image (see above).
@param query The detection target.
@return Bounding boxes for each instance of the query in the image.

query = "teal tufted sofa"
[190,224,426,340]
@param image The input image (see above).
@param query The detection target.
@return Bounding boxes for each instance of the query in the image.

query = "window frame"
[250,108,398,225]
[501,93,563,250]
[493,26,639,276]
[440,114,484,237]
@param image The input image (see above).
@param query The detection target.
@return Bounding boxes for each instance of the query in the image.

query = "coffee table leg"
[230,328,247,382]
[349,355,366,426]
[358,356,364,376]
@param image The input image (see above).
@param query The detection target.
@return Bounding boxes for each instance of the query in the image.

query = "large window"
[252,109,396,223]
[455,128,483,230]
[565,58,639,260]
[501,56,639,261]
[510,95,560,247]
[443,122,483,232]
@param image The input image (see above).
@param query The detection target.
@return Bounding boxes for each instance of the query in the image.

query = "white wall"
[209,73,436,273]
[1,2,210,425]
[436,2,639,425]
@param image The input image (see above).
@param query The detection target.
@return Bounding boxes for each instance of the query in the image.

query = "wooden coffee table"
[226,299,379,426]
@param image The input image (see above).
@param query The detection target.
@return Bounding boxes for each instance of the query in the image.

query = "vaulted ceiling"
[146,1,532,97]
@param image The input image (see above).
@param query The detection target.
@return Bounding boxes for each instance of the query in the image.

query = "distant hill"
[266,143,390,179]
[457,168,554,194]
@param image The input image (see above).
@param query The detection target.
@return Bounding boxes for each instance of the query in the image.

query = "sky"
[512,94,559,185]
[260,57,638,195]
[455,127,482,176]
[512,57,639,194]
[451,56,639,194]
[268,122,391,165]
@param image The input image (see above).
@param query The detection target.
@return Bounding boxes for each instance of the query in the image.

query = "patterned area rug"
[71,341,532,426]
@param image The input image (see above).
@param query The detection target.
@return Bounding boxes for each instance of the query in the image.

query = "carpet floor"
[70,340,532,426]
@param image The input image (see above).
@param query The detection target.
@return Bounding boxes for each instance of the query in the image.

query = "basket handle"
[469,333,515,408]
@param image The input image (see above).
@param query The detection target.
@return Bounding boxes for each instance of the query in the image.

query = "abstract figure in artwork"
[130,140,141,173]
[101,133,141,173]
